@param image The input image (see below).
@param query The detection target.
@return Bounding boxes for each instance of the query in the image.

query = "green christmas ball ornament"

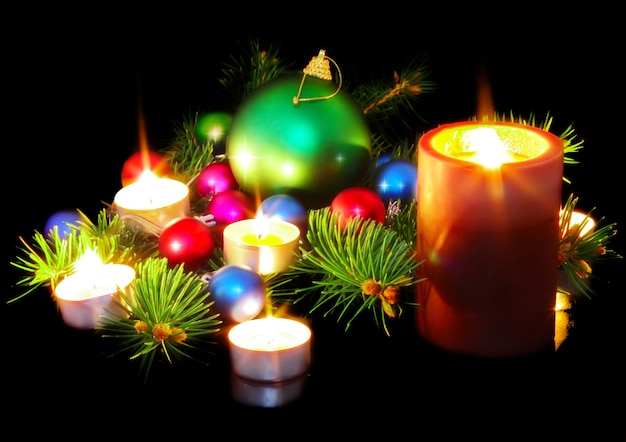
[226,70,372,209]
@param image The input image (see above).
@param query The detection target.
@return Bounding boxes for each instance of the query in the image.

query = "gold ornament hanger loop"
[293,49,343,105]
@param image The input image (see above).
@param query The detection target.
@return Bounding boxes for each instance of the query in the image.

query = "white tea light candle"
[228,317,312,382]
[54,263,136,329]
[223,218,300,274]
[114,174,190,235]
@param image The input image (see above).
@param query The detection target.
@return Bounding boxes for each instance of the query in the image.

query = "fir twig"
[490,111,584,184]
[290,207,423,336]
[386,198,418,249]
[351,54,436,146]
[98,257,221,383]
[558,194,621,298]
[9,209,156,303]
[218,40,293,106]
[166,112,215,179]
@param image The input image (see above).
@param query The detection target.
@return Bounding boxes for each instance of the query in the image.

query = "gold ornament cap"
[303,50,333,80]
[293,49,343,105]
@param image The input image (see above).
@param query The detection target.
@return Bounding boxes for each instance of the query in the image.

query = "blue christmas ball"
[44,210,82,238]
[375,151,392,168]
[258,194,308,237]
[208,264,266,323]
[373,159,418,205]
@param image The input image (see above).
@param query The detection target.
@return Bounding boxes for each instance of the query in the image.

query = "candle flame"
[137,169,158,183]
[254,214,270,240]
[137,95,151,163]
[134,170,159,205]
[476,63,495,121]
[461,128,516,169]
[73,249,104,274]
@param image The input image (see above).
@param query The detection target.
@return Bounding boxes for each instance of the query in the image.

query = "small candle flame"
[254,215,270,240]
[137,170,158,183]
[476,64,494,121]
[73,249,104,274]
[135,171,160,206]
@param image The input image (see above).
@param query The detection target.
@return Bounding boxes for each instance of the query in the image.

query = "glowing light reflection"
[280,162,295,177]
[460,128,519,169]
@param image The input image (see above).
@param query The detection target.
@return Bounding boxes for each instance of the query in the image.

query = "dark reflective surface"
[5,6,624,440]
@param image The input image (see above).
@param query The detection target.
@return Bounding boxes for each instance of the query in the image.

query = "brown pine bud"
[361,278,382,295]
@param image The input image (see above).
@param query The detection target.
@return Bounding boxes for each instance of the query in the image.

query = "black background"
[4,4,625,440]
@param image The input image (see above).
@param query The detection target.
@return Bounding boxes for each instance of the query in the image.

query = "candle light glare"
[73,249,104,274]
[254,215,270,240]
[137,169,158,184]
[460,128,517,169]
[280,162,296,177]
[560,210,596,237]
[209,126,225,142]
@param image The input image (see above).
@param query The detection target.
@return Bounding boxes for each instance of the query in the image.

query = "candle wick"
[258,233,267,240]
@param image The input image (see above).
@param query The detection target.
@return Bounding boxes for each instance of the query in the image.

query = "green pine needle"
[487,111,584,184]
[9,209,157,303]
[386,198,418,249]
[98,257,221,383]
[218,39,293,107]
[165,111,216,190]
[558,194,621,298]
[289,207,423,336]
[351,54,436,147]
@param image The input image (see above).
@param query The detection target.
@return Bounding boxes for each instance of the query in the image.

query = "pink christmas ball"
[196,162,239,198]
[205,189,255,225]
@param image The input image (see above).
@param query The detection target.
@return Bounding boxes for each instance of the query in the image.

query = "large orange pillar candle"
[415,121,564,357]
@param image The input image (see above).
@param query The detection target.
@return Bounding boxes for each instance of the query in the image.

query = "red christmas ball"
[205,189,255,226]
[121,151,171,187]
[330,187,386,229]
[196,161,239,198]
[158,217,215,271]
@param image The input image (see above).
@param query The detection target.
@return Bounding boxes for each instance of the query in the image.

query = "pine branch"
[489,111,584,184]
[558,194,621,298]
[165,112,215,181]
[386,198,418,249]
[9,209,157,303]
[218,40,293,107]
[289,207,422,336]
[350,54,436,146]
[98,257,221,383]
